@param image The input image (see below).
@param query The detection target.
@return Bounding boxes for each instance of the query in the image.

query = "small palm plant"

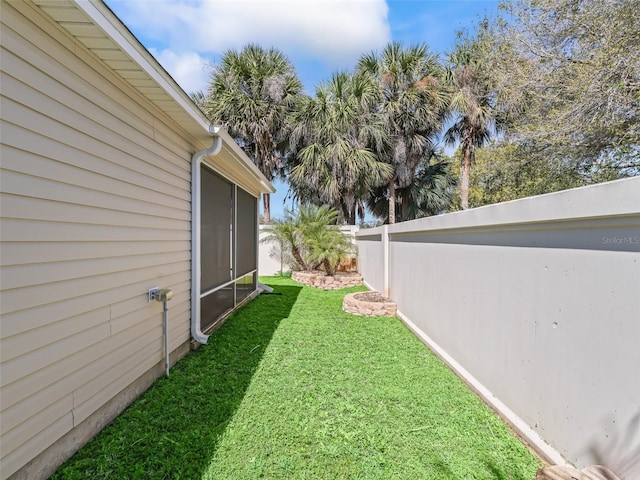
[261,205,354,276]
[261,209,308,271]
[306,225,354,276]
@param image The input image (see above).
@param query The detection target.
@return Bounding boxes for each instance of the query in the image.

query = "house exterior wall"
[0,3,242,478]
[355,178,640,475]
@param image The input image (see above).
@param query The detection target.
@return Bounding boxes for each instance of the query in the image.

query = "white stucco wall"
[356,228,385,293]
[356,177,640,476]
[258,226,287,276]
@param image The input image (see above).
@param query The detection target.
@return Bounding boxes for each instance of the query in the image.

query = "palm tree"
[260,204,352,275]
[260,208,308,271]
[305,224,354,276]
[189,90,207,112]
[205,44,302,223]
[297,204,353,276]
[288,71,392,224]
[358,42,448,223]
[368,155,457,222]
[444,35,499,210]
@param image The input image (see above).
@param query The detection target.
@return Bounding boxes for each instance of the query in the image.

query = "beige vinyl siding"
[0,3,196,477]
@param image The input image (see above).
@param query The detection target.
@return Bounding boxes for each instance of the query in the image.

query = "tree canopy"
[491,0,640,176]
[205,44,302,223]
[202,0,639,225]
[357,42,449,223]
[444,23,502,209]
[287,71,393,224]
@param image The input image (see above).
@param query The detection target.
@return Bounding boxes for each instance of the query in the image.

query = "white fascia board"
[75,0,210,134]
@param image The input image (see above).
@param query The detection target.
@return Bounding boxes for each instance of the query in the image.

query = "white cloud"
[111,0,390,71]
[149,49,211,94]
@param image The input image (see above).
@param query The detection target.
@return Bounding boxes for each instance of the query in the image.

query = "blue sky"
[106,0,500,220]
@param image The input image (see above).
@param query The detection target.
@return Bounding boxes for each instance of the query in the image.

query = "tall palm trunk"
[460,129,474,210]
[348,203,357,225]
[460,150,471,210]
[401,189,410,221]
[343,194,357,225]
[388,178,396,224]
[263,193,271,224]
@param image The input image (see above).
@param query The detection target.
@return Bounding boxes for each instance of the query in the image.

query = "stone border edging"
[291,271,363,290]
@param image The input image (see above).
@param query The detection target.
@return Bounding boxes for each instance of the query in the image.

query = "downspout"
[191,125,223,344]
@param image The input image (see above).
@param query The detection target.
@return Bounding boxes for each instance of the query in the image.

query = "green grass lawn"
[52,277,542,479]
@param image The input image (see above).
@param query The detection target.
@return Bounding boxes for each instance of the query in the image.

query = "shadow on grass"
[51,283,301,480]
[422,454,533,479]
[486,460,532,480]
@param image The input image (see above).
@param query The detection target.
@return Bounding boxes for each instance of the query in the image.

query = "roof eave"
[65,0,274,194]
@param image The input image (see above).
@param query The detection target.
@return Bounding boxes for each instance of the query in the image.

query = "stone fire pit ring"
[342,291,397,317]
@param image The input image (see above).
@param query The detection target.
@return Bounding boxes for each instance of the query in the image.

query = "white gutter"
[191,125,223,344]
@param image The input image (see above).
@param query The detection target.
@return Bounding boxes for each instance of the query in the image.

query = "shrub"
[261,205,354,276]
